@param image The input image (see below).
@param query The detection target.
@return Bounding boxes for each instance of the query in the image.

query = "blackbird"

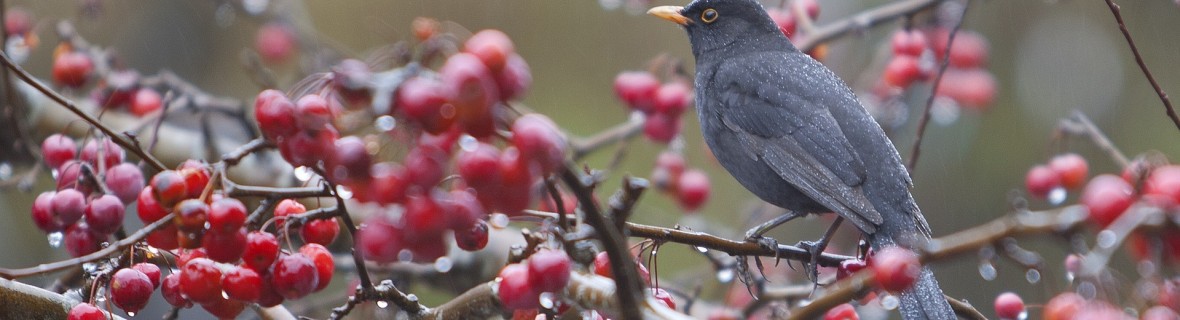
[649,1,954,319]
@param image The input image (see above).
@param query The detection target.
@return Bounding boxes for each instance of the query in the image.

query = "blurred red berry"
[528,249,572,293]
[254,89,299,141]
[1048,153,1089,190]
[294,94,334,132]
[883,55,924,88]
[83,194,124,235]
[1024,165,1062,200]
[441,53,500,138]
[653,82,692,116]
[497,263,539,310]
[643,112,682,143]
[464,29,515,72]
[495,53,532,100]
[1080,174,1135,227]
[676,169,710,211]
[64,223,102,257]
[256,23,296,63]
[357,217,404,263]
[1042,292,1084,320]
[1145,165,1180,205]
[511,114,566,174]
[614,71,661,112]
[994,292,1025,319]
[396,77,455,134]
[891,29,929,57]
[947,31,989,68]
[41,134,77,170]
[766,9,797,38]
[129,88,162,116]
[53,51,93,88]
[936,69,997,110]
[871,246,920,292]
[823,303,858,320]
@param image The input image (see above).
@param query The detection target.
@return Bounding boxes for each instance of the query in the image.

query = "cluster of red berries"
[67,262,161,318]
[496,249,573,310]
[1024,153,1089,202]
[93,70,164,116]
[612,70,692,143]
[32,134,138,257]
[649,151,711,212]
[881,28,996,111]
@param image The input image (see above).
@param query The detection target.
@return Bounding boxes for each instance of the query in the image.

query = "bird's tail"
[870,232,955,319]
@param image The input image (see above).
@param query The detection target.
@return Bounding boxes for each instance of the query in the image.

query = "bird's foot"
[744,233,782,264]
[793,240,824,284]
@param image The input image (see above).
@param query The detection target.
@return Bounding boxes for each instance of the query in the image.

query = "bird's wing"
[711,52,883,227]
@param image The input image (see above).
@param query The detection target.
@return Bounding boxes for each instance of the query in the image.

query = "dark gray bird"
[649,1,954,319]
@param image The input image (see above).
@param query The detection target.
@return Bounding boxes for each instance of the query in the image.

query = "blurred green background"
[3,0,1180,318]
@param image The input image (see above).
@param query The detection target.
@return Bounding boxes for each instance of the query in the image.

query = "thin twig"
[1103,0,1180,132]
[0,214,175,279]
[907,0,970,173]
[794,0,944,52]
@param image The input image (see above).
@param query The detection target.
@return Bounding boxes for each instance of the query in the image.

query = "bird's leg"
[744,210,806,265]
[796,216,844,284]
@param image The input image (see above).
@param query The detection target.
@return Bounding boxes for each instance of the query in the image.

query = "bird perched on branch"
[648,1,954,318]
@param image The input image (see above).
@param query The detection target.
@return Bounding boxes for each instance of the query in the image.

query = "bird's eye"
[701,8,718,23]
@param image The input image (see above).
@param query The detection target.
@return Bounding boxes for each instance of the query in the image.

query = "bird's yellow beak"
[647,6,689,25]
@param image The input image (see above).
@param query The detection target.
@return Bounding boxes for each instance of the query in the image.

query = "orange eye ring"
[702,8,718,23]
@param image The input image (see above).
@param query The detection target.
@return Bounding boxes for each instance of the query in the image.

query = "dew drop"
[242,0,269,15]
[47,232,63,248]
[0,162,12,179]
[880,294,900,310]
[1047,187,1067,205]
[1077,281,1097,299]
[1018,310,1028,320]
[94,295,106,302]
[1096,230,1117,248]
[458,135,479,152]
[1065,271,1075,283]
[376,301,389,309]
[490,213,510,229]
[979,261,997,281]
[375,115,397,132]
[1025,269,1041,283]
[222,291,229,299]
[930,96,961,126]
[716,268,735,283]
[294,166,314,182]
[126,312,135,317]
[434,257,453,273]
[397,249,414,263]
[695,246,708,253]
[336,185,354,200]
[539,292,556,309]
[51,168,59,180]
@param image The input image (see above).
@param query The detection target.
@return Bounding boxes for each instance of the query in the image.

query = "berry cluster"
[93,70,164,116]
[1023,153,1089,203]
[496,249,572,310]
[649,151,711,212]
[32,134,136,257]
[612,70,692,143]
[868,26,996,125]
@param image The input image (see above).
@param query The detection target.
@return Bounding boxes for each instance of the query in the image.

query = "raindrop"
[51,168,59,180]
[458,135,479,152]
[337,185,354,199]
[930,97,961,126]
[398,249,414,263]
[95,295,106,302]
[716,268,735,283]
[294,166,314,182]
[242,0,269,15]
[1077,281,1097,299]
[47,232,63,248]
[1096,230,1116,248]
[1138,260,1158,278]
[1018,310,1028,320]
[490,214,510,229]
[434,257,453,273]
[1025,269,1041,283]
[1065,271,1075,283]
[539,292,556,309]
[376,301,389,309]
[1047,187,1067,205]
[375,115,397,132]
[695,246,708,253]
[0,162,12,179]
[879,294,900,310]
[126,312,135,317]
[599,0,622,10]
[979,261,997,281]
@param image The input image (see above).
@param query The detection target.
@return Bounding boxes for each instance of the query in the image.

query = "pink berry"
[1145,165,1180,205]
[80,138,124,169]
[891,29,928,57]
[643,112,682,143]
[1081,174,1135,227]
[395,77,454,134]
[871,246,920,292]
[83,194,125,235]
[53,52,93,88]
[496,263,539,310]
[104,163,144,204]
[41,134,77,170]
[294,94,334,132]
[614,71,660,112]
[947,31,989,68]
[495,53,532,100]
[993,292,1025,319]
[652,82,692,116]
[64,223,102,256]
[766,9,797,38]
[110,268,153,314]
[464,29,515,72]
[511,114,566,174]
[883,55,925,88]
[256,23,296,63]
[52,188,86,227]
[441,53,500,138]
[527,249,572,293]
[935,69,997,110]
[1025,165,1062,200]
[129,88,162,116]
[676,169,710,211]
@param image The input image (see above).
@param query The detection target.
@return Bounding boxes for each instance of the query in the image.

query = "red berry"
[53,51,94,88]
[136,186,168,224]
[129,88,162,116]
[455,219,490,251]
[947,31,989,68]
[42,134,77,170]
[150,170,189,208]
[180,258,223,304]
[644,112,682,143]
[222,266,263,302]
[32,191,62,233]
[883,55,925,88]
[412,17,438,41]
[511,114,566,174]
[104,163,144,204]
[936,69,997,110]
[161,273,190,307]
[993,292,1025,319]
[130,262,161,289]
[464,29,515,72]
[1145,165,1180,205]
[208,198,247,233]
[495,53,532,101]
[446,189,486,230]
[441,53,500,138]
[200,295,247,319]
[67,303,106,320]
[614,71,660,112]
[243,231,281,272]
[331,59,373,107]
[56,160,93,194]
[356,217,404,263]
[1048,154,1089,190]
[254,89,299,141]
[403,144,448,189]
[458,142,503,206]
[294,94,334,132]
[836,259,867,281]
[52,188,86,227]
[1025,165,1062,200]
[823,303,859,320]
[497,263,539,310]
[766,9,797,38]
[173,199,209,232]
[256,23,296,63]
[80,138,124,170]
[1081,174,1135,227]
[299,243,334,292]
[145,224,180,250]
[495,147,538,215]
[5,8,33,36]
[256,273,285,307]
[652,151,687,192]
[278,127,338,168]
[324,136,372,184]
[98,70,139,109]
[1042,292,1084,320]
[528,249,572,293]
[367,162,410,204]
[271,254,319,300]
[592,251,651,285]
[405,232,448,263]
[176,249,208,271]
[891,29,929,57]
[871,246,921,292]
[395,77,455,134]
[676,169,710,211]
[177,161,210,199]
[84,194,124,235]
[652,82,692,116]
[300,218,340,246]
[273,198,306,230]
[404,191,450,237]
[110,268,153,314]
[202,228,247,263]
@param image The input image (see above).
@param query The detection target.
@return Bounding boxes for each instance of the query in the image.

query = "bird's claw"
[745,234,782,265]
[794,240,822,284]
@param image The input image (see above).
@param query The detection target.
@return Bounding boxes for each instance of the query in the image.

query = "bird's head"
[648,0,793,57]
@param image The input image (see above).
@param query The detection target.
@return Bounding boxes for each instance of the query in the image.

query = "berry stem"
[0,213,175,279]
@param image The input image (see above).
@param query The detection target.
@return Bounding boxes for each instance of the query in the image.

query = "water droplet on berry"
[47,232,63,247]
[716,268,735,283]
[1047,187,1067,205]
[458,135,478,152]
[222,291,229,299]
[376,301,388,309]
[695,246,708,253]
[979,261,997,281]
[1025,269,1041,283]
[127,312,136,317]
[1017,310,1028,320]
[434,257,453,273]
[242,0,268,15]
[294,166,313,182]
[489,213,509,229]
[336,185,353,199]
[375,115,397,132]
[1096,230,1116,248]
[880,294,900,310]
[539,292,556,309]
